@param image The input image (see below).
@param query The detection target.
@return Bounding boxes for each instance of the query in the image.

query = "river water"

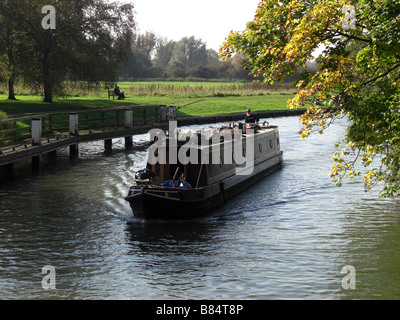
[0,116,399,300]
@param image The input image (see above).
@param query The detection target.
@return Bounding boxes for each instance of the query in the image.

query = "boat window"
[188,163,208,188]
[270,139,273,149]
[170,164,184,180]
[259,143,263,153]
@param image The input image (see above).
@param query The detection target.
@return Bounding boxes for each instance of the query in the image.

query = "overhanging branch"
[359,63,400,88]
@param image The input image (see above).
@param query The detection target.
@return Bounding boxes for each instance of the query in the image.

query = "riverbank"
[2,115,398,300]
[0,81,296,118]
[177,108,306,126]
[0,94,294,118]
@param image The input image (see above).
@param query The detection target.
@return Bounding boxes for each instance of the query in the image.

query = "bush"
[0,110,12,142]
[0,110,8,123]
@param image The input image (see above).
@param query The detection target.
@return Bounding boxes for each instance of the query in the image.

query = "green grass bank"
[0,81,296,118]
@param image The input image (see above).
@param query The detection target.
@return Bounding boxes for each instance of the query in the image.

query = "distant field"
[117,81,296,97]
[141,95,294,118]
[0,81,297,117]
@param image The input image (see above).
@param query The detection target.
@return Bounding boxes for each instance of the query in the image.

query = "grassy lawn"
[152,95,292,118]
[0,81,295,118]
[0,95,134,116]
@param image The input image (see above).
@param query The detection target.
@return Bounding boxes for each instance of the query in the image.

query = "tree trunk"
[43,79,53,103]
[8,77,16,100]
[42,53,53,103]
[6,29,17,101]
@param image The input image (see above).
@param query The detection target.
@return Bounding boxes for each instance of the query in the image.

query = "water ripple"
[1,117,400,299]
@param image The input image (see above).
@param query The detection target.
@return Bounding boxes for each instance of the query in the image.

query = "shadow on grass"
[0,97,142,116]
[0,93,293,118]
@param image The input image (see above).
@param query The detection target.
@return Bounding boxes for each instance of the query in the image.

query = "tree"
[153,37,175,78]
[168,37,209,74]
[135,31,158,59]
[0,1,25,100]
[187,65,218,79]
[220,0,400,197]
[0,0,135,102]
[0,24,18,100]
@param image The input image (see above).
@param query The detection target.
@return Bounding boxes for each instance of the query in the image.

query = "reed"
[0,80,297,100]
[120,81,296,98]
[0,80,296,119]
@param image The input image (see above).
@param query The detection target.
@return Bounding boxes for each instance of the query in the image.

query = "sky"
[129,0,261,52]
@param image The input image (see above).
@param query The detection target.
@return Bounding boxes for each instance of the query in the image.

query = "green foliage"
[0,0,135,103]
[0,81,294,118]
[0,109,11,141]
[220,0,400,197]
[117,33,259,81]
[0,109,8,121]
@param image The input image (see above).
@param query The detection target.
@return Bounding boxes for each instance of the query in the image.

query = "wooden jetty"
[0,105,175,171]
[1,105,305,173]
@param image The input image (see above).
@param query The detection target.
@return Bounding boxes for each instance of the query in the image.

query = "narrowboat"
[125,122,283,220]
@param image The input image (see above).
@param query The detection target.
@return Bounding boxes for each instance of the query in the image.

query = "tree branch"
[359,63,400,88]
[330,30,372,44]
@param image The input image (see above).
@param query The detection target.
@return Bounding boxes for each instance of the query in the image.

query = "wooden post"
[32,155,41,171]
[49,115,53,132]
[4,163,14,178]
[124,108,133,128]
[70,144,79,158]
[154,106,157,123]
[69,112,79,157]
[41,116,46,133]
[125,136,133,149]
[160,105,167,122]
[143,108,147,124]
[85,113,89,128]
[13,121,17,144]
[105,139,112,152]
[169,106,177,121]
[69,113,79,136]
[31,118,42,146]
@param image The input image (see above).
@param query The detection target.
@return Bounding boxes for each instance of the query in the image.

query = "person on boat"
[245,109,259,124]
[114,85,126,100]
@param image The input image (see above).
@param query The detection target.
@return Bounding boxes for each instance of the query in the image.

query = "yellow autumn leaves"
[330,142,386,191]
[220,0,400,195]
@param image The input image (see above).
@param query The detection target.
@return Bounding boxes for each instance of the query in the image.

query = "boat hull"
[125,152,283,220]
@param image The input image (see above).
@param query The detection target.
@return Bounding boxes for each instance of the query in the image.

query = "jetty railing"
[0,114,40,146]
[0,105,175,148]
